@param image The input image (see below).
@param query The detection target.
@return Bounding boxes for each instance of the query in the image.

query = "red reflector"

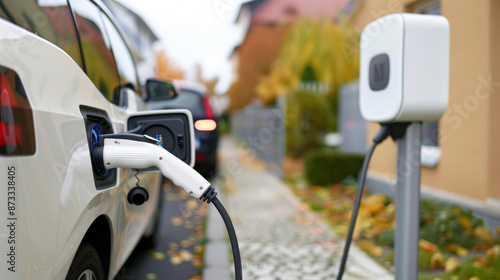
[0,123,21,146]
[194,119,217,131]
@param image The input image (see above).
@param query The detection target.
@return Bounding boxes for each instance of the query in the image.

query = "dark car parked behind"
[148,80,219,177]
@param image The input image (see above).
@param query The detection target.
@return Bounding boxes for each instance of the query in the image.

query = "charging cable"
[336,124,401,280]
[93,133,242,280]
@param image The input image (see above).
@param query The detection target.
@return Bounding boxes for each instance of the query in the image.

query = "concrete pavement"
[203,136,393,280]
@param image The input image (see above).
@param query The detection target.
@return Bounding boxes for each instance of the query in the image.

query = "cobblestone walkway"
[219,136,393,280]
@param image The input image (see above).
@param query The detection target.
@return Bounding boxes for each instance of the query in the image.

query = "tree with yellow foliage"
[255,18,360,157]
[256,18,360,105]
[155,49,185,80]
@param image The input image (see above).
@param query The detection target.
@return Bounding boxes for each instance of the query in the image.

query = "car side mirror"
[126,109,195,168]
[145,78,178,101]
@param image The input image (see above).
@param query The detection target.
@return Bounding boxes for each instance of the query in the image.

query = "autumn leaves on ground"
[284,161,500,280]
[118,181,207,280]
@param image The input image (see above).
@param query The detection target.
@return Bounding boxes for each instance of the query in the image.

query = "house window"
[414,0,441,15]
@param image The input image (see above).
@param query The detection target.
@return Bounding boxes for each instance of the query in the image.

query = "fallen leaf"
[180,238,194,248]
[447,244,468,257]
[419,239,438,253]
[194,245,203,253]
[145,273,157,279]
[370,246,384,257]
[445,257,460,272]
[430,252,445,269]
[362,194,386,214]
[377,204,395,223]
[458,216,472,229]
[186,199,198,210]
[356,240,384,257]
[474,227,493,242]
[170,216,184,226]
[150,251,166,260]
[192,257,203,267]
[486,245,500,259]
[170,255,183,265]
[180,250,193,261]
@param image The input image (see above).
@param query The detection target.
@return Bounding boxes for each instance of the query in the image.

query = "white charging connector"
[101,137,210,199]
[92,133,242,280]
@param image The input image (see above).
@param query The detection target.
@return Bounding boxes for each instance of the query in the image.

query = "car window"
[0,0,83,68]
[101,13,139,95]
[162,90,205,116]
[70,0,121,104]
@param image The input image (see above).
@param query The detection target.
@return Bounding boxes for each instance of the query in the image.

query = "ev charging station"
[338,13,449,280]
[361,13,449,280]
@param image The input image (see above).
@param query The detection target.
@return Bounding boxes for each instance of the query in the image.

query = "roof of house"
[235,0,269,23]
[252,0,349,24]
[235,0,349,25]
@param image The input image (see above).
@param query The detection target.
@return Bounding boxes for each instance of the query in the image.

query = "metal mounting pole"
[395,122,422,280]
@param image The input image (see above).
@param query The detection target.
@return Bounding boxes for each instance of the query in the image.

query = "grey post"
[395,122,422,280]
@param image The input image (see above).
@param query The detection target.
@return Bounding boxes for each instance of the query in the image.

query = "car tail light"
[196,153,206,161]
[202,94,214,119]
[194,119,217,131]
[0,67,35,156]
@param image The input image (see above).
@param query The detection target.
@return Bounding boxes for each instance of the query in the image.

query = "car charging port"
[80,105,117,190]
[89,123,107,177]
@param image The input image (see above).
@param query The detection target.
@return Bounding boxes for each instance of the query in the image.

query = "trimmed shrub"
[304,148,364,186]
[285,90,336,157]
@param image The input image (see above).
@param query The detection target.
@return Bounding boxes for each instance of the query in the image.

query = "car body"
[148,80,219,176]
[0,0,169,279]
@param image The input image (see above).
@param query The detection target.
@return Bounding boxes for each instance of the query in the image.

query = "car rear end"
[148,81,219,176]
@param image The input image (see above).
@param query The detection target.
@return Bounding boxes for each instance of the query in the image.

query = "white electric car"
[0,0,191,279]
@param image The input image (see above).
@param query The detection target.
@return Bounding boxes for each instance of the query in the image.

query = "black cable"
[336,125,392,280]
[201,187,242,280]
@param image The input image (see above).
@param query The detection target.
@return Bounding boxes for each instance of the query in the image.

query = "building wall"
[488,0,500,204]
[228,24,288,111]
[353,0,500,204]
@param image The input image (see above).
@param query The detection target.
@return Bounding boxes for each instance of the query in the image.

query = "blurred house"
[349,0,500,222]
[228,0,348,111]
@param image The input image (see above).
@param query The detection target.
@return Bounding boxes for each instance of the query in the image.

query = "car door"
[69,0,162,273]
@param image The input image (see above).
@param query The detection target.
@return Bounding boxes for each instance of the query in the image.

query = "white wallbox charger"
[359,13,450,123]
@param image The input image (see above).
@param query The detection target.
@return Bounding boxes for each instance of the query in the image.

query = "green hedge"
[304,148,364,186]
[285,90,336,157]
